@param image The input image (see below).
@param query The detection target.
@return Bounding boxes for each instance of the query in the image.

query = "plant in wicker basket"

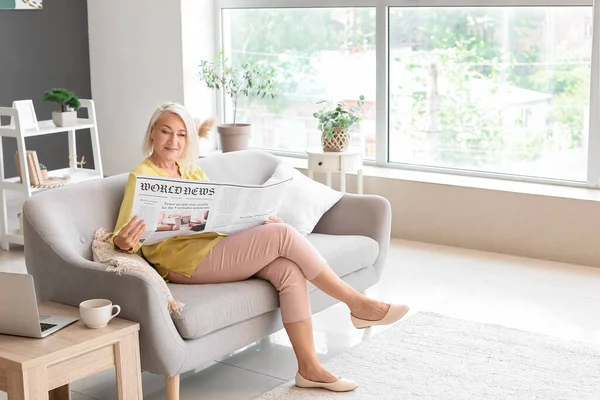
[313,95,364,152]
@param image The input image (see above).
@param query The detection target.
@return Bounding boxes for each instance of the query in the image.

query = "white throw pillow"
[265,162,343,236]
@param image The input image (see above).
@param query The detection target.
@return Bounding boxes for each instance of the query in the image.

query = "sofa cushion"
[306,233,379,279]
[169,233,379,340]
[169,279,279,340]
[264,162,343,236]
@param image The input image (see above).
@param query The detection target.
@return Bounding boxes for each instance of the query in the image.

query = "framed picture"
[0,0,42,10]
[12,100,38,130]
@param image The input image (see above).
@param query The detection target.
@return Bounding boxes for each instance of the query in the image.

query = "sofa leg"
[166,375,180,400]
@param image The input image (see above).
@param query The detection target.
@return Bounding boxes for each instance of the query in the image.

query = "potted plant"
[42,88,81,127]
[313,95,365,152]
[197,52,278,152]
[39,163,47,181]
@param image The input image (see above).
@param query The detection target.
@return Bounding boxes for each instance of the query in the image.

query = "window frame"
[215,0,599,188]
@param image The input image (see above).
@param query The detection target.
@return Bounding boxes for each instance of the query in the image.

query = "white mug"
[79,299,121,329]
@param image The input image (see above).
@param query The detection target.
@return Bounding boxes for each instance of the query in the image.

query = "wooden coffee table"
[0,302,143,399]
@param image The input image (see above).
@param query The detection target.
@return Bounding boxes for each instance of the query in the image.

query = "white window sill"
[200,149,600,202]
[275,155,600,203]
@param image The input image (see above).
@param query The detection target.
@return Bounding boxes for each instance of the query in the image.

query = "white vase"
[52,111,77,127]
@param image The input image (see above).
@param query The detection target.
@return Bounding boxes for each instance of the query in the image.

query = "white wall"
[181,0,218,155]
[87,0,187,176]
[304,167,600,269]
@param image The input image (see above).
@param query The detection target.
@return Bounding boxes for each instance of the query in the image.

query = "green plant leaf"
[197,52,280,124]
[313,95,365,135]
[42,88,81,112]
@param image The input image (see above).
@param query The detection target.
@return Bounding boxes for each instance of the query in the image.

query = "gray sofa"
[22,150,391,399]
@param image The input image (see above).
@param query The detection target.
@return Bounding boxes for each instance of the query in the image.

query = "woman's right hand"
[114,216,146,251]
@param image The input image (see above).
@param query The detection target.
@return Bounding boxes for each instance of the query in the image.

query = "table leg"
[326,172,332,188]
[114,332,143,400]
[166,375,180,400]
[357,169,363,194]
[340,169,346,193]
[49,385,70,400]
[7,367,48,400]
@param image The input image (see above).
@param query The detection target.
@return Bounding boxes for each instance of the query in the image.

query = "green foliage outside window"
[225,7,589,167]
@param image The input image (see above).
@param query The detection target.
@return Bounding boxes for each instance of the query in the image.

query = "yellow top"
[111,158,226,279]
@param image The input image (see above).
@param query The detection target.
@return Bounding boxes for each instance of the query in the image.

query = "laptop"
[0,272,78,338]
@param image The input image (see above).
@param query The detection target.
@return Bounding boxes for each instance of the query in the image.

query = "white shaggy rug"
[254,312,600,400]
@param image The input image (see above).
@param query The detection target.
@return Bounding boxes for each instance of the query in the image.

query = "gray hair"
[142,102,199,165]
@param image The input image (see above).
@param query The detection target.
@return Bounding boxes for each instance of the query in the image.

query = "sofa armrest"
[22,211,187,377]
[313,193,391,279]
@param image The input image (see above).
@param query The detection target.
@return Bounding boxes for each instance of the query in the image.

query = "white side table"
[306,147,363,194]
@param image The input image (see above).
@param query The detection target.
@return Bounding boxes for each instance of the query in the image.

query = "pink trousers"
[167,223,327,323]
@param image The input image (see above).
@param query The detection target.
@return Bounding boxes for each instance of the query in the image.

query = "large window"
[217,1,598,186]
[389,6,592,181]
[222,8,376,159]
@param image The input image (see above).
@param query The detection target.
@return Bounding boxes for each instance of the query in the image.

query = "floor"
[1,238,599,399]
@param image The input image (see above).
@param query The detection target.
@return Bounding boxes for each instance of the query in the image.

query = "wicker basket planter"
[314,95,365,154]
[321,128,350,152]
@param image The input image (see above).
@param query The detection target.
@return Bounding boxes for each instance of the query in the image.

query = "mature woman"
[111,102,409,392]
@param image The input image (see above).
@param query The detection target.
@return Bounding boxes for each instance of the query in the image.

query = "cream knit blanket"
[91,228,184,315]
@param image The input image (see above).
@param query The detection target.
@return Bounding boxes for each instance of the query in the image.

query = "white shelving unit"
[0,99,103,250]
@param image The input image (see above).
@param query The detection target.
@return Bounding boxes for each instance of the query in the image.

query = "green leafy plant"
[42,88,81,112]
[38,163,47,171]
[313,95,365,139]
[198,52,278,125]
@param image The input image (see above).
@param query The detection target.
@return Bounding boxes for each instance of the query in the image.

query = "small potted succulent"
[198,52,278,152]
[313,95,365,152]
[39,163,47,181]
[43,88,81,127]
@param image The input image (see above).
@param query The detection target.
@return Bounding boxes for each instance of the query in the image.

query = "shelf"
[0,181,26,191]
[2,168,102,194]
[0,119,95,138]
[0,99,102,250]
[4,209,23,245]
[5,230,24,245]
[22,119,95,137]
[1,170,101,246]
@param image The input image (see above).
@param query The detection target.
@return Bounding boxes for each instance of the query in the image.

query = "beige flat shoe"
[351,304,410,329]
[295,372,359,392]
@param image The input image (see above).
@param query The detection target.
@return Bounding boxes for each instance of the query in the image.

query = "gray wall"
[0,0,93,178]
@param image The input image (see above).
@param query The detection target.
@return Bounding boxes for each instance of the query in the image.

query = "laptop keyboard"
[40,322,57,332]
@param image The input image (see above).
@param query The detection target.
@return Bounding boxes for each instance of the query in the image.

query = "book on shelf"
[26,151,39,186]
[13,151,21,183]
[29,150,44,184]
[14,150,44,186]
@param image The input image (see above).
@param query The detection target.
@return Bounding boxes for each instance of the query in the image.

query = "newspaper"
[132,175,291,245]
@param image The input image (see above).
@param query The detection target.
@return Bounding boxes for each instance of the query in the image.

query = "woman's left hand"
[264,216,284,224]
